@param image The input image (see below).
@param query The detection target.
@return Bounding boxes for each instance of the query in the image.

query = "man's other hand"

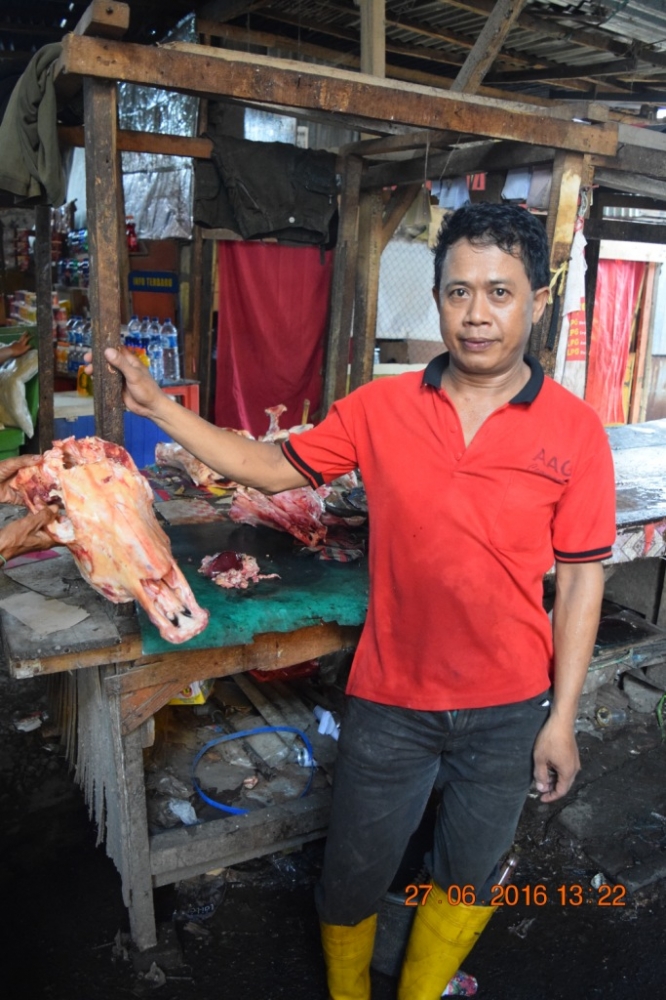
[532,713,580,803]
[0,454,42,505]
[0,507,58,561]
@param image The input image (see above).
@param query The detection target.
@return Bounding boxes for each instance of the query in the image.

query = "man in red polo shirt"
[98,203,615,1000]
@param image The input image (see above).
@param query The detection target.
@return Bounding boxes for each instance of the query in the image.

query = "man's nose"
[465,292,490,324]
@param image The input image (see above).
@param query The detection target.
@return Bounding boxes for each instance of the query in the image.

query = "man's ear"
[532,286,550,324]
[432,285,441,311]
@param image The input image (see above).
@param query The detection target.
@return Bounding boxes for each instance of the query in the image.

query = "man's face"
[433,238,549,378]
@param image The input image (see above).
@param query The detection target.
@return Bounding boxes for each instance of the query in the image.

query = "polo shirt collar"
[422,352,544,404]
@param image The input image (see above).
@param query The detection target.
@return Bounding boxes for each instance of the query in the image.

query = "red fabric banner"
[215,241,333,436]
[585,258,646,425]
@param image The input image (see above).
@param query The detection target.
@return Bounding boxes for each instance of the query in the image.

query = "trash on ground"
[442,968,478,995]
[314,705,340,740]
[508,917,535,939]
[167,798,199,825]
[14,711,46,732]
[142,962,166,987]
[174,874,228,923]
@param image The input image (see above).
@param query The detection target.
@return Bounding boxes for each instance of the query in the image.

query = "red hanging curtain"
[585,258,646,425]
[214,242,333,437]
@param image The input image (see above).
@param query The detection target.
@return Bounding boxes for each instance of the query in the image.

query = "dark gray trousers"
[316,692,550,925]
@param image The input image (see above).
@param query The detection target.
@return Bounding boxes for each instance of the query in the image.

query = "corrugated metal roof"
[3,0,666,104]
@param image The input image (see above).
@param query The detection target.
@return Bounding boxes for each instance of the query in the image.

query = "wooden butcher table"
[0,518,366,950]
[3,417,666,951]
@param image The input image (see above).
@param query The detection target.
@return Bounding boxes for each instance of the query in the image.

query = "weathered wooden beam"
[349,189,384,393]
[197,18,359,69]
[487,57,638,86]
[149,790,331,886]
[323,156,362,411]
[105,623,362,699]
[83,77,124,445]
[591,136,666,183]
[381,184,423,252]
[56,36,618,157]
[74,0,130,39]
[58,124,213,158]
[441,0,666,71]
[362,140,556,190]
[450,0,528,94]
[593,168,666,201]
[64,12,588,113]
[55,0,130,104]
[342,129,476,157]
[584,219,666,244]
[34,205,55,453]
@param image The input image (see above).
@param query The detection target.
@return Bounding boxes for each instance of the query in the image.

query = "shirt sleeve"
[552,415,616,563]
[281,396,360,488]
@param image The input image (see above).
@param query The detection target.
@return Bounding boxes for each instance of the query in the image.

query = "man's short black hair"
[432,203,550,292]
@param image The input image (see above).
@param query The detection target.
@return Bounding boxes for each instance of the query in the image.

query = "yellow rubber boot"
[320,913,377,1000]
[397,882,494,1000]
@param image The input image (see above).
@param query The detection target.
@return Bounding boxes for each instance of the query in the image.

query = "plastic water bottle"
[160,317,181,381]
[66,315,80,343]
[148,329,164,384]
[81,319,92,348]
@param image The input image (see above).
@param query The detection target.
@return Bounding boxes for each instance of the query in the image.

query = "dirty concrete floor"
[2,672,665,1000]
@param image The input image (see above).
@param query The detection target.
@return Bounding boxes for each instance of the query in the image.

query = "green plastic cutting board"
[137,520,369,655]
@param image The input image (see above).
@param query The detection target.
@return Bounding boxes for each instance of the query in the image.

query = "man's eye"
[494,288,508,297]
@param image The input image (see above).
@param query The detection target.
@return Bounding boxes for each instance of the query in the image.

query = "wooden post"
[349,189,384,393]
[533,152,587,373]
[198,238,215,421]
[84,77,125,444]
[106,667,158,950]
[35,204,55,453]
[187,29,210,390]
[629,262,657,424]
[322,156,362,411]
[360,0,386,77]
[584,189,603,370]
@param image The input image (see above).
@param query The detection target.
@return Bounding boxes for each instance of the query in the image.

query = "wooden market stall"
[7,0,666,954]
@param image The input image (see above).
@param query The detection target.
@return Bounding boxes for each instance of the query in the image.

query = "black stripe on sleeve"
[554,544,613,563]
[281,439,325,488]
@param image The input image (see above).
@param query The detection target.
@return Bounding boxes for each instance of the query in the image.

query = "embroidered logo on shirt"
[529,448,572,482]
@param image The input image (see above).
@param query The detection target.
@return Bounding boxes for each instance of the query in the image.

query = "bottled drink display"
[148,317,164,384]
[160,317,181,382]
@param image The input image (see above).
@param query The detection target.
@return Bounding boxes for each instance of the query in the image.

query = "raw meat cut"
[155,441,227,486]
[11,436,209,644]
[259,403,314,442]
[199,551,280,589]
[228,485,329,548]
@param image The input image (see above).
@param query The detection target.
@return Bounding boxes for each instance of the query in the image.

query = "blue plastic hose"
[192,725,316,816]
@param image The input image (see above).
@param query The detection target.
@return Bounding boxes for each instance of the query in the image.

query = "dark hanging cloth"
[0,43,67,206]
[194,133,338,248]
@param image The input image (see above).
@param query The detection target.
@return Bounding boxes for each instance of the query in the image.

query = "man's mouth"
[460,338,495,351]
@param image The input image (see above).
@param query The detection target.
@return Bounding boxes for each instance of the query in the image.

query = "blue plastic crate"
[53,412,173,470]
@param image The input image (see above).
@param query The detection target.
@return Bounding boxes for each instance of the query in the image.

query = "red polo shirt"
[282,355,616,710]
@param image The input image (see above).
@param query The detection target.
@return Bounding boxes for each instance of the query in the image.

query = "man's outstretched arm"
[532,560,605,803]
[91,347,308,494]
